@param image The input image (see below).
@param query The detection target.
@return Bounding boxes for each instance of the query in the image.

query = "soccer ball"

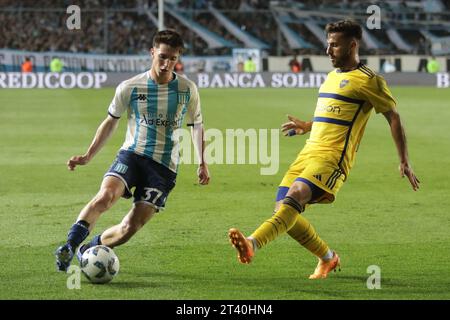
[80,245,120,284]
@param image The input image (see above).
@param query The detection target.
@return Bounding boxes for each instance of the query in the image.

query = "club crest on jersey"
[339,79,349,88]
[177,91,190,104]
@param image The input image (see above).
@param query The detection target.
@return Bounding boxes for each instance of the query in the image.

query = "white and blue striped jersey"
[108,71,202,173]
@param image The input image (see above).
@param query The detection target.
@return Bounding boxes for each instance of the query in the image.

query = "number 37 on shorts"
[141,187,166,206]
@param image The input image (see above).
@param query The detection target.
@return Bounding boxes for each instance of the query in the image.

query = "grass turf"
[0,87,449,299]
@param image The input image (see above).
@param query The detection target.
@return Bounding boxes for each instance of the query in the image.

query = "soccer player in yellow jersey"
[228,20,420,279]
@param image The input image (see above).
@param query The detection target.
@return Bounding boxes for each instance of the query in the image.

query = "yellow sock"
[250,203,299,248]
[287,214,329,258]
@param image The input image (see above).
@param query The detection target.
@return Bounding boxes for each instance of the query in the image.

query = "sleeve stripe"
[359,64,375,76]
[358,66,374,78]
[108,111,120,119]
[187,122,203,127]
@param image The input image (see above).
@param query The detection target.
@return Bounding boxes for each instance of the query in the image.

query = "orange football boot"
[228,228,254,264]
[309,251,341,279]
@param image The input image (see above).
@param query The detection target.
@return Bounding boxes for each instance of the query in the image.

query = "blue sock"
[81,234,102,254]
[67,220,90,251]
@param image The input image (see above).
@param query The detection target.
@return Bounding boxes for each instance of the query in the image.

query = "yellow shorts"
[279,154,346,204]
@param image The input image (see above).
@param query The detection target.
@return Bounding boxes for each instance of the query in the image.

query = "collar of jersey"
[147,71,178,84]
[336,62,363,73]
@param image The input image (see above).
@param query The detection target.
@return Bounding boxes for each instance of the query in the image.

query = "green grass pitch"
[0,86,449,300]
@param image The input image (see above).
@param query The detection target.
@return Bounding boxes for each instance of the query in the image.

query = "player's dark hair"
[152,29,185,53]
[325,20,362,40]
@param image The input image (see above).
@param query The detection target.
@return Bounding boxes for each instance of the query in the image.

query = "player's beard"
[333,58,346,68]
[333,48,352,69]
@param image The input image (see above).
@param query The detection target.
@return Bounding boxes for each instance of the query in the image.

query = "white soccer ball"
[80,245,120,284]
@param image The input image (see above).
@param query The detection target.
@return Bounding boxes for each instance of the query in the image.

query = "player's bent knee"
[92,188,117,212]
[286,182,312,205]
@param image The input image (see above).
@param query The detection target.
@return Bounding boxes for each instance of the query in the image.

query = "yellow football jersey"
[300,63,396,177]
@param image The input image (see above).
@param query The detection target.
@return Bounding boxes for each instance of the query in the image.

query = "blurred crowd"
[0,0,448,56]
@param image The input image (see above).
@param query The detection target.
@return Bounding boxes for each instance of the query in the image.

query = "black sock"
[67,220,90,251]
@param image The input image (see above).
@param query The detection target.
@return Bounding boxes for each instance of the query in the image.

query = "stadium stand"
[0,0,449,56]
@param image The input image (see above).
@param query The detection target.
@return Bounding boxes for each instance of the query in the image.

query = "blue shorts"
[276,180,326,203]
[104,150,177,211]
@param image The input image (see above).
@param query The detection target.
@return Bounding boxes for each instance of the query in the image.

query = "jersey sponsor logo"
[317,104,341,115]
[140,114,179,127]
[339,79,349,88]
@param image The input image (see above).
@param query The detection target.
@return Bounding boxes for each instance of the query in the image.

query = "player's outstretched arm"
[383,109,420,191]
[67,115,120,171]
[281,114,313,136]
[190,123,210,185]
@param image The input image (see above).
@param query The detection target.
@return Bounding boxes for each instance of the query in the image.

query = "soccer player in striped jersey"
[229,20,420,279]
[55,30,210,272]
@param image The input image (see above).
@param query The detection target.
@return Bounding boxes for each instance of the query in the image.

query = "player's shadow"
[138,271,204,279]
[105,280,165,289]
[105,271,189,289]
[335,274,371,281]
[336,274,409,287]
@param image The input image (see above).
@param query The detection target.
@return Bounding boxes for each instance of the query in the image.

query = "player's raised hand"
[197,163,210,185]
[281,114,312,136]
[399,162,420,191]
[67,155,90,171]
